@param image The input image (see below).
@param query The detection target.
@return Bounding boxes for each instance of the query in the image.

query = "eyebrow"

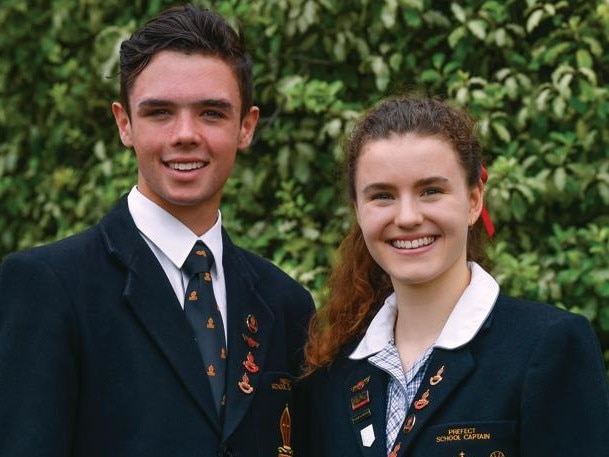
[415,176,450,187]
[136,98,235,112]
[360,176,449,195]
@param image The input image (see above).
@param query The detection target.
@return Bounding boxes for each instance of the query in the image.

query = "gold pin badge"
[430,365,444,386]
[246,314,258,333]
[350,376,371,392]
[403,414,416,433]
[242,333,260,348]
[351,408,371,424]
[243,351,260,373]
[388,442,401,457]
[413,389,430,410]
[238,373,254,394]
[277,404,293,457]
[350,390,370,410]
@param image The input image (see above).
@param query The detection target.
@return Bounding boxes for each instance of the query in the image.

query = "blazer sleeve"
[519,312,609,456]
[0,252,79,456]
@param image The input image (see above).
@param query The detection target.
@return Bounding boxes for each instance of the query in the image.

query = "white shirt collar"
[349,262,499,359]
[127,186,224,271]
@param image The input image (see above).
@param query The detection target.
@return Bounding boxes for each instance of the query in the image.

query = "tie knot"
[182,241,214,277]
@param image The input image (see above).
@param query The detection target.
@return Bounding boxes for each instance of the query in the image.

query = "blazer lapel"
[394,347,475,456]
[100,198,221,433]
[221,236,275,440]
[344,361,388,457]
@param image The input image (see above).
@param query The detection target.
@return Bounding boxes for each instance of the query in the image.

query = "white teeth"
[393,236,435,249]
[167,161,204,171]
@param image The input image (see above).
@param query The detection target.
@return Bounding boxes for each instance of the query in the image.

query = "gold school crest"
[277,404,292,457]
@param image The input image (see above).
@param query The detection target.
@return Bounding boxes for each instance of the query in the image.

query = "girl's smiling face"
[354,133,483,291]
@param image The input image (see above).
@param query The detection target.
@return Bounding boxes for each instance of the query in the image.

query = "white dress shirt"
[127,186,228,342]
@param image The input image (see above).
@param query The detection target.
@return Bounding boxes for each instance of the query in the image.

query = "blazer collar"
[221,235,276,440]
[99,197,277,439]
[343,361,389,457]
[342,347,475,457]
[100,197,223,433]
[391,348,475,456]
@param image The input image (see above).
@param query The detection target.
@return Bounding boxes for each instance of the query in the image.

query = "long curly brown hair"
[304,94,489,374]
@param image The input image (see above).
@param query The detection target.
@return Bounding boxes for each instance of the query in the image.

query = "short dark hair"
[118,4,253,119]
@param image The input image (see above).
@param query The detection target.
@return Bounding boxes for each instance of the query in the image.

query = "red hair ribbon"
[480,166,495,238]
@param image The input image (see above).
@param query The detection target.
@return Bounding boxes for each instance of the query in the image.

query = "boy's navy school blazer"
[297,294,609,457]
[0,196,315,457]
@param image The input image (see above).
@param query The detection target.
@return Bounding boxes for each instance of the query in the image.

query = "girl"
[300,95,609,457]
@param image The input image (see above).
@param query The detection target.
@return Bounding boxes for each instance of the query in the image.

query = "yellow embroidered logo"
[271,378,292,391]
[435,427,492,443]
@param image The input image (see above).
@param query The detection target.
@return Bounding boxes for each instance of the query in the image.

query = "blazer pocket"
[255,372,296,454]
[418,421,518,457]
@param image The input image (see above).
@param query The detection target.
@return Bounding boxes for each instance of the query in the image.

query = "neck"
[392,263,471,369]
[160,201,220,237]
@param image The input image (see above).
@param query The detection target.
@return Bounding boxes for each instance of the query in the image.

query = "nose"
[171,112,201,147]
[394,197,424,228]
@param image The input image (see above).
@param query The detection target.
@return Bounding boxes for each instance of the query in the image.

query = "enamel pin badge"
[277,404,293,457]
[429,365,444,386]
[413,389,430,410]
[238,372,254,394]
[360,424,375,447]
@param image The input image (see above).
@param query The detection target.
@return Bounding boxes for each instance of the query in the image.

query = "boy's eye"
[202,110,225,119]
[147,109,170,117]
[422,188,442,196]
[372,192,392,200]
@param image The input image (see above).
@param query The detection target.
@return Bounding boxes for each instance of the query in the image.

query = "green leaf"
[467,19,487,40]
[451,3,467,23]
[526,8,544,33]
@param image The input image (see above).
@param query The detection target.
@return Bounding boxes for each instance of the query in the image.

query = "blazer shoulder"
[1,196,135,274]
[494,294,589,324]
[223,232,309,289]
[491,294,597,346]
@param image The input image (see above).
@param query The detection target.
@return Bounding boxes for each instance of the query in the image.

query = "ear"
[468,180,484,227]
[237,106,260,149]
[111,102,133,148]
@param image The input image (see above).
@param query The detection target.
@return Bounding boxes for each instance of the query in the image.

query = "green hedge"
[1,0,608,370]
